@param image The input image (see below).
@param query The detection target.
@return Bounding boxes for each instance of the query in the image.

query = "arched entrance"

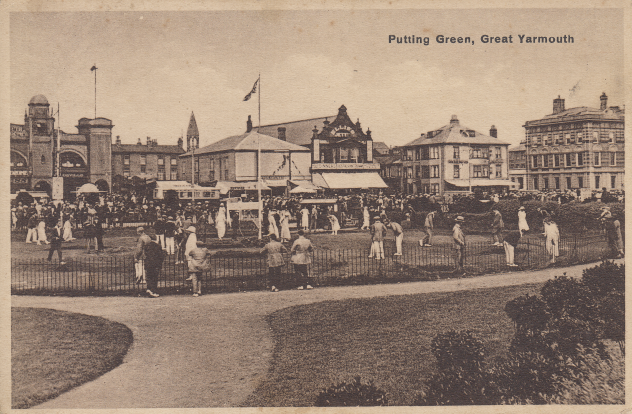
[11,151,30,193]
[33,180,52,196]
[95,179,110,193]
[60,151,88,200]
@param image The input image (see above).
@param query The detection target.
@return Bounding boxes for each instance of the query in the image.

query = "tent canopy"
[315,172,388,189]
[75,183,102,193]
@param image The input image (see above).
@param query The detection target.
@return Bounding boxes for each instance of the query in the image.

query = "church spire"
[187,111,199,151]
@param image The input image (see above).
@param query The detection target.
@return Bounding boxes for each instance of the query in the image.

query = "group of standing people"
[260,230,315,292]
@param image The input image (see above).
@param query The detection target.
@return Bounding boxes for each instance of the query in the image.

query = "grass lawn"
[244,283,543,407]
[11,307,133,409]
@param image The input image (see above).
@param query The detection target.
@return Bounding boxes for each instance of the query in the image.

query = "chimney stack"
[553,95,565,114]
[490,125,497,138]
[146,136,151,146]
[137,138,142,145]
[277,127,286,141]
[450,115,459,125]
[115,135,121,145]
[177,137,183,149]
[246,115,253,133]
[600,92,608,110]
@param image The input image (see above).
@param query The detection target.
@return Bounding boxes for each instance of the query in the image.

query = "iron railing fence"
[11,234,609,296]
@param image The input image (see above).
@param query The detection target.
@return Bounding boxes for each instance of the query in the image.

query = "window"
[431,183,439,194]
[565,153,573,167]
[124,155,130,165]
[533,177,539,190]
[543,155,549,168]
[565,134,571,145]
[140,155,146,165]
[532,155,539,168]
[611,175,616,189]
[453,146,460,160]
[472,147,483,159]
[406,149,413,161]
[453,164,460,179]
[495,147,502,159]
[554,134,560,145]
[495,166,502,178]
[431,165,439,178]
[415,165,420,178]
[555,177,560,189]
[171,158,177,166]
[41,155,45,164]
[554,154,560,167]
[407,167,413,178]
[594,153,601,166]
[429,147,439,159]
[157,168,166,181]
[421,165,430,178]
[158,156,164,166]
[340,148,348,161]
[170,169,177,180]
[578,176,584,188]
[543,178,549,189]
[473,165,487,178]
[595,175,600,189]
[566,177,571,189]
[610,152,616,166]
[577,152,584,166]
[415,148,421,161]
[592,131,599,142]
[577,133,583,143]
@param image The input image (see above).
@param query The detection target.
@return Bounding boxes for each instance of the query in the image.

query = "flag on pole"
[243,78,259,101]
[90,65,97,71]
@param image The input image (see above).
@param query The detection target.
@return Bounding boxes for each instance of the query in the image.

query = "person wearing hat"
[184,226,198,263]
[290,230,314,290]
[385,218,404,256]
[143,234,164,298]
[453,216,466,273]
[420,210,436,247]
[134,227,152,284]
[517,206,529,236]
[261,234,288,292]
[600,209,624,258]
[542,217,560,265]
[369,216,387,259]
[154,214,166,250]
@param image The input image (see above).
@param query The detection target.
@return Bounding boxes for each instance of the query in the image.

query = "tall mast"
[257,73,262,240]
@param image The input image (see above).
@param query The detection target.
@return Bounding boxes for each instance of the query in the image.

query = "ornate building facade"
[523,93,625,191]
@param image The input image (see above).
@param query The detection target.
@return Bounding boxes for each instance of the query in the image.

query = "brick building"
[400,115,513,195]
[508,142,527,189]
[522,93,625,191]
[10,94,113,199]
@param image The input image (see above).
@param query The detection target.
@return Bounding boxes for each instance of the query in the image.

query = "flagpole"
[93,65,97,118]
[257,73,262,240]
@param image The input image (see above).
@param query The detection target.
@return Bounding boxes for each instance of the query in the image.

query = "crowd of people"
[12,186,623,296]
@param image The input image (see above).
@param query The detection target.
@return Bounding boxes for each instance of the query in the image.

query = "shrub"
[581,260,625,297]
[315,377,388,407]
[540,276,599,323]
[431,330,485,373]
[504,294,550,331]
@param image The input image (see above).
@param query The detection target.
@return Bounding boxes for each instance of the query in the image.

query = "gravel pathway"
[11,261,615,409]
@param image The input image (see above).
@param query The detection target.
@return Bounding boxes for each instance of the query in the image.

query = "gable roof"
[181,131,310,156]
[403,119,509,147]
[256,115,335,146]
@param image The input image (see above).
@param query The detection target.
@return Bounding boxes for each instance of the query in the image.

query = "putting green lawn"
[11,307,133,409]
[245,283,543,407]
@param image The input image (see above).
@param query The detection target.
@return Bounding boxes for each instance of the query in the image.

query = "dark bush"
[581,260,625,297]
[315,376,388,407]
[504,294,550,331]
[540,276,599,323]
[430,330,485,373]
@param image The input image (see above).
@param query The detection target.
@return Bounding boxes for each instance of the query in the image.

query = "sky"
[10,8,624,149]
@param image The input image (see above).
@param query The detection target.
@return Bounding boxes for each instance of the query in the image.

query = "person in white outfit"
[216,205,227,239]
[543,218,560,265]
[62,216,75,242]
[301,207,310,231]
[37,216,49,245]
[268,210,279,238]
[328,213,340,235]
[361,206,370,230]
[280,210,291,242]
[517,206,529,236]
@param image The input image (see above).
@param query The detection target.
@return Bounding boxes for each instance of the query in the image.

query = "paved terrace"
[11,261,621,409]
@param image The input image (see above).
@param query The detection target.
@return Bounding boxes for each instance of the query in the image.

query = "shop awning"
[445,179,517,188]
[315,172,388,189]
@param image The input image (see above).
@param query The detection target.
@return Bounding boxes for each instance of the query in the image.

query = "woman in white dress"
[543,218,560,265]
[37,216,48,245]
[301,207,310,231]
[280,210,291,242]
[216,205,227,239]
[328,213,340,235]
[63,215,76,242]
[517,206,529,236]
[268,210,279,238]
[361,206,370,230]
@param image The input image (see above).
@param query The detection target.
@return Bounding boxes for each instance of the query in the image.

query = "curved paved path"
[11,261,616,409]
